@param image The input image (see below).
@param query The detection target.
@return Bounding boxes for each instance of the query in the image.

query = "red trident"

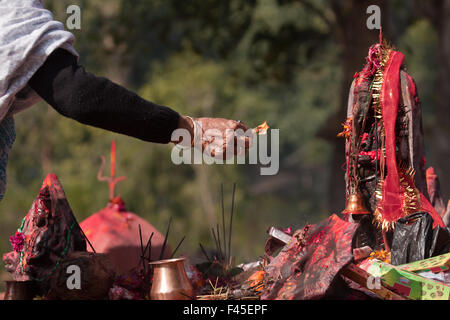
[97,140,127,201]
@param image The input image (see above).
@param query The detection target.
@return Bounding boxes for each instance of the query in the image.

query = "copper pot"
[3,281,37,300]
[149,257,194,300]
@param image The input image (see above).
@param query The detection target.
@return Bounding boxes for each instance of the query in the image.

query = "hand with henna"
[174,116,251,159]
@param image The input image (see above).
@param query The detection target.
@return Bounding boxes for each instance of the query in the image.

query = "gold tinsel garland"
[373,164,422,230]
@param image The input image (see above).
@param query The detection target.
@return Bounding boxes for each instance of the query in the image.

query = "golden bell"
[342,192,370,215]
[149,257,194,300]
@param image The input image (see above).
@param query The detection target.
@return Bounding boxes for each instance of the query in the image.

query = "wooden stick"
[382,229,391,252]
[341,263,407,300]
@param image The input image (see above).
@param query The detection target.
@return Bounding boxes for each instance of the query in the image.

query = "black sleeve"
[28,48,180,144]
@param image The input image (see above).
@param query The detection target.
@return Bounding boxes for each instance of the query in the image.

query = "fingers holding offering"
[194,117,252,159]
[172,116,267,160]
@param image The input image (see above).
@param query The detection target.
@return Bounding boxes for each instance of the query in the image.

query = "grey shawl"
[0,0,78,199]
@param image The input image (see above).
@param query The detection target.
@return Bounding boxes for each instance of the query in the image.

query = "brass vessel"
[3,281,37,300]
[342,192,370,215]
[149,257,194,300]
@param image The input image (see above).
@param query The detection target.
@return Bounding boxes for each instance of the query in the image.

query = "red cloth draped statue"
[341,41,444,231]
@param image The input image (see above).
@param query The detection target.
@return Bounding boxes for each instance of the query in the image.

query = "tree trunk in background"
[320,0,387,214]
[415,0,450,198]
[433,0,450,197]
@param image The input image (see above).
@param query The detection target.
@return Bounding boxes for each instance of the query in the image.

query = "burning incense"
[170,236,186,259]
[159,217,172,260]
[199,243,211,262]
[221,183,226,261]
[138,224,146,272]
[228,183,236,265]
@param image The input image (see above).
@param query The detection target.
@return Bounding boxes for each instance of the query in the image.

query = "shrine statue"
[339,38,447,258]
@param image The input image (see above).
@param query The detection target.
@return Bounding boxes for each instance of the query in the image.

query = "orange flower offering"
[246,270,265,292]
[254,121,269,135]
[337,118,352,138]
[369,249,391,264]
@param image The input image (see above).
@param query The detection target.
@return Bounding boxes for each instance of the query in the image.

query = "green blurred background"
[1,0,449,280]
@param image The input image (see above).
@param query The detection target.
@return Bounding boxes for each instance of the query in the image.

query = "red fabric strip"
[405,73,444,228]
[380,51,405,223]
[380,51,444,228]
